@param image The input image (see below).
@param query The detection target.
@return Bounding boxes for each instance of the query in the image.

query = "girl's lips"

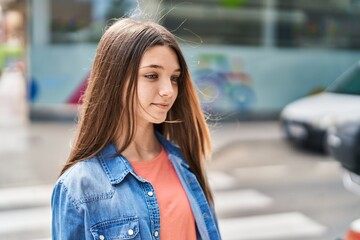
[152,103,170,110]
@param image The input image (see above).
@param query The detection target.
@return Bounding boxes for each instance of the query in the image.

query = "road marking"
[208,170,237,190]
[232,162,343,182]
[0,207,50,234]
[314,161,342,175]
[232,165,289,180]
[0,185,53,209]
[215,189,273,214]
[210,122,282,152]
[219,212,327,240]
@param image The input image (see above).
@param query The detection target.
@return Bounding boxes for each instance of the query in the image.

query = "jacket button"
[147,191,154,197]
[154,230,159,237]
[128,229,134,236]
[99,235,105,240]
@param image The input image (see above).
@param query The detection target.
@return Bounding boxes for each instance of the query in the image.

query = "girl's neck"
[117,123,162,162]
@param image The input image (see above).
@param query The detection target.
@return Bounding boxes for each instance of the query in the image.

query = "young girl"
[51,18,221,240]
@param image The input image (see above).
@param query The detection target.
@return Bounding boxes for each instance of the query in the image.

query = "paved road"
[209,122,359,240]
[0,121,358,239]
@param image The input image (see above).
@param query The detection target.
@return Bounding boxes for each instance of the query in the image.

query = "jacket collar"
[155,131,190,169]
[97,143,134,185]
[97,132,190,185]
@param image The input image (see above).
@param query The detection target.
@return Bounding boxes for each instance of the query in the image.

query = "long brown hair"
[61,18,213,203]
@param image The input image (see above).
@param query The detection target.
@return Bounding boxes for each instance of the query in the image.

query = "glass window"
[328,64,360,95]
[160,0,263,46]
[276,0,360,49]
[159,0,360,49]
[50,0,137,43]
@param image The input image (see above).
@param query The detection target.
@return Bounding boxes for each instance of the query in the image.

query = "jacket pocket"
[90,216,140,240]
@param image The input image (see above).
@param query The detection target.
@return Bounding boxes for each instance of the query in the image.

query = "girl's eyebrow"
[140,64,181,72]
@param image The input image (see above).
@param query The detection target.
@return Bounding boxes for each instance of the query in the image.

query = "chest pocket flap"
[90,216,140,240]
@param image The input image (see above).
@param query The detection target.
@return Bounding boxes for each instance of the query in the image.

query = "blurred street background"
[1,0,360,239]
[1,121,359,240]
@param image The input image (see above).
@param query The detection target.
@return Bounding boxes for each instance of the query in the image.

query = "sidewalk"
[0,122,75,188]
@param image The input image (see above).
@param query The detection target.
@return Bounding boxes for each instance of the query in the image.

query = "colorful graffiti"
[193,54,256,114]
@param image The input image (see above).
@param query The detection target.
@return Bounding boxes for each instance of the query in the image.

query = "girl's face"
[136,45,180,125]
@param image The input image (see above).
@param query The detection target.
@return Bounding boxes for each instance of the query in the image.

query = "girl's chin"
[145,115,167,125]
[152,118,167,124]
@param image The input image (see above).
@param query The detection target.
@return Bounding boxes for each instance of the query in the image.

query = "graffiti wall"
[192,54,256,114]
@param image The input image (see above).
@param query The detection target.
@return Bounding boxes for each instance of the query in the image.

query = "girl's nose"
[159,79,175,97]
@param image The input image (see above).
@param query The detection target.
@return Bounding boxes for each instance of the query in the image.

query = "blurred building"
[26,0,360,120]
[0,0,27,126]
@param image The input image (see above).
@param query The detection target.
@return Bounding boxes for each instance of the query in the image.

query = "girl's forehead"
[140,45,180,69]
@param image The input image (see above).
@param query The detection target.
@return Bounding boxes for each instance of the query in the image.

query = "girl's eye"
[145,74,158,79]
[171,75,180,83]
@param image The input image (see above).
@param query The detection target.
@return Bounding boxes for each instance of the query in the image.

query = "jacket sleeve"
[51,181,85,239]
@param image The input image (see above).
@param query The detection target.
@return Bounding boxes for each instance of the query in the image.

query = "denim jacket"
[51,133,221,239]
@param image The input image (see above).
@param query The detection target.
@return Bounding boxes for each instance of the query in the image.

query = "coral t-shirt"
[130,148,197,239]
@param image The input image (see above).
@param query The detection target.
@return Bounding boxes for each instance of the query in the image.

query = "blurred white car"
[280,62,360,151]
